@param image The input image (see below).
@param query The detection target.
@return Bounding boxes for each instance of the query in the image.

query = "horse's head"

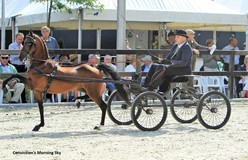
[19,30,49,62]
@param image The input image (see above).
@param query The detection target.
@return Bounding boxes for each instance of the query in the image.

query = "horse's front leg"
[32,91,45,131]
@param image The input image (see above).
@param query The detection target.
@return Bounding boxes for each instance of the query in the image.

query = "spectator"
[41,26,60,60]
[221,37,240,97]
[103,54,116,95]
[238,55,248,98]
[202,39,220,71]
[141,55,153,86]
[125,38,133,66]
[88,54,100,67]
[186,29,211,71]
[221,37,240,71]
[85,54,105,101]
[103,54,116,70]
[8,32,27,103]
[124,55,136,72]
[239,42,246,65]
[60,55,71,67]
[8,32,26,72]
[59,55,73,102]
[0,55,24,103]
[141,55,153,72]
[69,54,78,66]
[160,30,175,49]
[125,38,131,50]
[186,29,211,87]
[41,26,60,102]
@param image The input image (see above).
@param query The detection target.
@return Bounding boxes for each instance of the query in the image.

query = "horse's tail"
[97,64,130,105]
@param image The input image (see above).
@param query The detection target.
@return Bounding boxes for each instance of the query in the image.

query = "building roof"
[1,0,247,31]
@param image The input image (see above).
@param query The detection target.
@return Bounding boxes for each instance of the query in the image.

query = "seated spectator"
[104,54,116,70]
[141,55,153,72]
[59,54,76,102]
[103,54,116,96]
[83,54,105,101]
[0,55,24,103]
[69,54,79,66]
[8,32,27,103]
[60,55,71,67]
[238,55,248,98]
[202,39,220,71]
[88,54,100,67]
[141,55,153,86]
[124,55,136,72]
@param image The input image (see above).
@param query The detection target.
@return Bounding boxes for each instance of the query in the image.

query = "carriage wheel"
[131,91,167,131]
[170,90,198,123]
[197,91,231,129]
[107,90,140,125]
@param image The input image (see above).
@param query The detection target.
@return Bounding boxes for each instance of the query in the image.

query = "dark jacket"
[163,42,193,75]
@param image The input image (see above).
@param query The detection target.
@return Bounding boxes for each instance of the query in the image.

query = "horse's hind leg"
[90,96,107,130]
[95,99,107,130]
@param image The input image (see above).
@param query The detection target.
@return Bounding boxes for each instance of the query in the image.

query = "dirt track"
[0,102,248,160]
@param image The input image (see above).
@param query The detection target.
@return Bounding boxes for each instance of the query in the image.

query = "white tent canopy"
[215,0,248,13]
[1,0,247,31]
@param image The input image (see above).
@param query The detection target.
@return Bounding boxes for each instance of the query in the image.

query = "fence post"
[228,51,235,98]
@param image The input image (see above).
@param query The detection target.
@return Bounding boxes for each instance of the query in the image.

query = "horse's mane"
[32,33,50,58]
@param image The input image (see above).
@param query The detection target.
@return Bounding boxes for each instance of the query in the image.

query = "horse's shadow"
[0,128,165,140]
[0,123,212,140]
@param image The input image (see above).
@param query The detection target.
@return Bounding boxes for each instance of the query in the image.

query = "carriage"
[2,30,231,132]
[107,73,231,131]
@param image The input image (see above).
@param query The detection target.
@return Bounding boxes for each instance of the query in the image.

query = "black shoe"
[8,101,17,103]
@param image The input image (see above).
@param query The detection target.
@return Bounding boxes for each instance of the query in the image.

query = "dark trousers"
[12,64,27,103]
[223,63,239,72]
[223,63,240,97]
[144,64,190,92]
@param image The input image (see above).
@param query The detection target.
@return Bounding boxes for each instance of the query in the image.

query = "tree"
[29,0,104,28]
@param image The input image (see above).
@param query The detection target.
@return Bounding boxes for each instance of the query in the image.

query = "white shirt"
[124,64,136,72]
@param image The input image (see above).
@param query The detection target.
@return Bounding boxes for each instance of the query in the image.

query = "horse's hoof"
[76,101,81,108]
[94,125,102,130]
[32,125,40,131]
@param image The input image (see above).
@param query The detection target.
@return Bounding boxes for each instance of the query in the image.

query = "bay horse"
[2,30,130,131]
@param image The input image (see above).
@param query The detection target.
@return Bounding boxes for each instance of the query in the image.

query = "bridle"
[21,35,47,63]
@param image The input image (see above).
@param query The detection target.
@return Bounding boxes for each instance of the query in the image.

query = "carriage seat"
[169,75,191,92]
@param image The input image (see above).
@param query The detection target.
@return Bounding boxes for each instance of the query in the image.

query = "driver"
[143,30,192,94]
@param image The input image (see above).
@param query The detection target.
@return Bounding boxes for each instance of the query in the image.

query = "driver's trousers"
[143,63,191,92]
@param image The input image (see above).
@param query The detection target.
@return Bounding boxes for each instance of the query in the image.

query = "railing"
[1,49,248,99]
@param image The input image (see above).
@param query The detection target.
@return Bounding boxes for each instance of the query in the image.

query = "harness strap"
[43,63,59,101]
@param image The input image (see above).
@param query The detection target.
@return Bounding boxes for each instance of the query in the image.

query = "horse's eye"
[27,42,33,47]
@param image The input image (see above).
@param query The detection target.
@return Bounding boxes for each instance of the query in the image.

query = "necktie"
[171,46,179,59]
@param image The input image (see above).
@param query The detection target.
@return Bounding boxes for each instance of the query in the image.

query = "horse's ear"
[29,29,33,36]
